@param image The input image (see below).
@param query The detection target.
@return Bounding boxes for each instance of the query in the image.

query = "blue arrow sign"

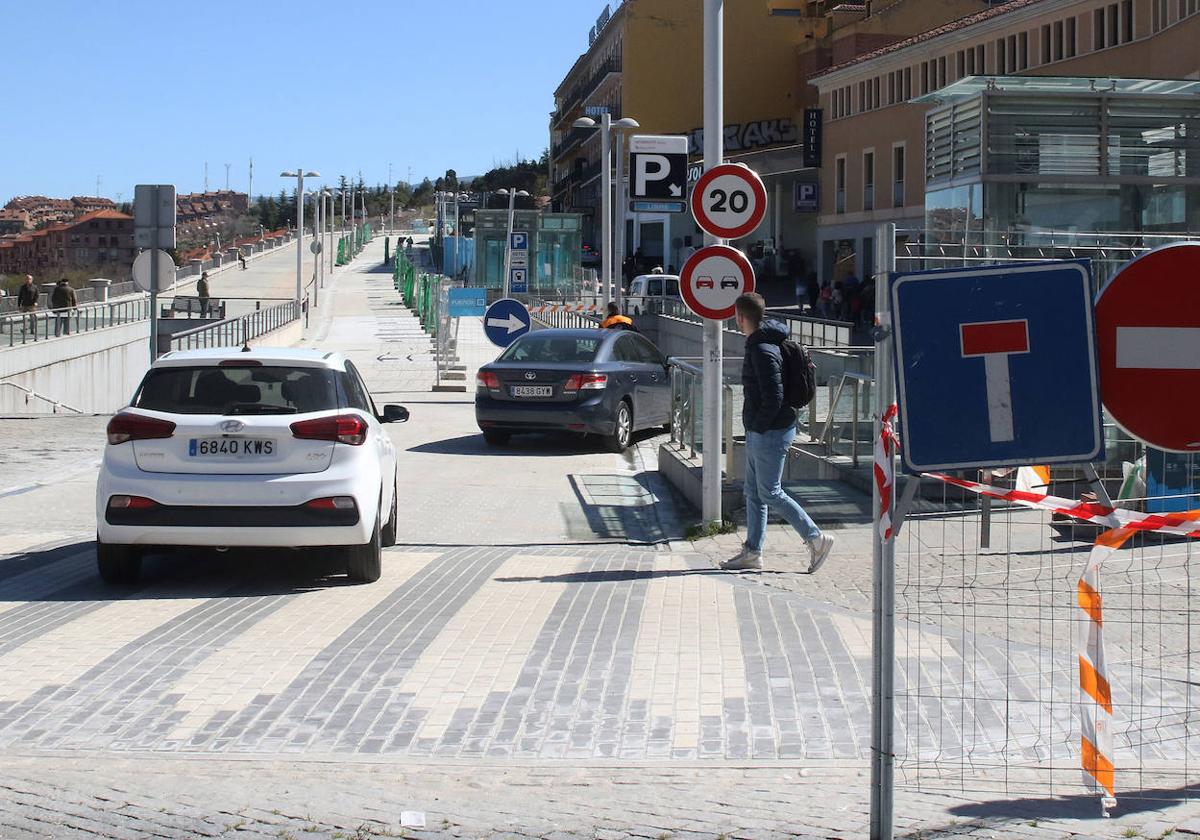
[483,298,532,348]
[890,259,1102,473]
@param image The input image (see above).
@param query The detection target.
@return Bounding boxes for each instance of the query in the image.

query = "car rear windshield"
[132,365,339,415]
[498,335,601,363]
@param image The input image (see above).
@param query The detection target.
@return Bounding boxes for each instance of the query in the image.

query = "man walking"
[17,274,38,334]
[50,278,77,336]
[722,292,834,573]
[197,271,211,317]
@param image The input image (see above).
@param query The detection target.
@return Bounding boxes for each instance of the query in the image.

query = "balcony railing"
[0,296,151,348]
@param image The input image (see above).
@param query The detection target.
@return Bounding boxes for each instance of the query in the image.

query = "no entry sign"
[680,245,755,321]
[690,164,767,240]
[1096,242,1200,452]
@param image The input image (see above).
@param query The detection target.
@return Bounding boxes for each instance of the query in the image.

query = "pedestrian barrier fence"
[875,228,1200,825]
[166,299,301,351]
[0,296,152,348]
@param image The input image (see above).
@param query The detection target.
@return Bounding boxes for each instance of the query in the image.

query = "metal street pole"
[614,130,626,311]
[295,172,304,303]
[503,188,517,298]
[388,163,394,234]
[870,222,898,840]
[601,111,613,309]
[452,194,461,277]
[702,0,724,526]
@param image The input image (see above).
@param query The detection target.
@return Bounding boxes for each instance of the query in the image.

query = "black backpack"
[780,339,816,409]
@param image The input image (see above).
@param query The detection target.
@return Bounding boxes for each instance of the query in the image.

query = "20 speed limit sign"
[690,163,767,240]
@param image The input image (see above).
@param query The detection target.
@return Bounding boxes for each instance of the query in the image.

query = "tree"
[444,169,459,191]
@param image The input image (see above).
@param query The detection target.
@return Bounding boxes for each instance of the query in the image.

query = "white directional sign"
[629,135,688,203]
[691,163,767,240]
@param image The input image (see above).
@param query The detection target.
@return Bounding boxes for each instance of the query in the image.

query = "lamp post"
[573,115,640,308]
[495,188,530,298]
[281,168,320,302]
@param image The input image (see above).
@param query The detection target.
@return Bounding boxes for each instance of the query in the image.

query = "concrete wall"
[0,321,150,414]
[645,315,746,362]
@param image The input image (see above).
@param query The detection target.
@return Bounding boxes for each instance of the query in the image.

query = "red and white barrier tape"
[874,407,1199,799]
[528,304,602,314]
[874,403,899,541]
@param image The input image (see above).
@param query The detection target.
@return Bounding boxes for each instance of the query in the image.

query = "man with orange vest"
[599,302,637,331]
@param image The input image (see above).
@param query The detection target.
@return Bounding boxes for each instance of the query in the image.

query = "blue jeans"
[744,425,821,552]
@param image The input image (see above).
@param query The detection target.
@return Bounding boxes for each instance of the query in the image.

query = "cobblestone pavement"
[4,240,1200,838]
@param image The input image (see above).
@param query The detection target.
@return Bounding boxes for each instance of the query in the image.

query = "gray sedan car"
[475,328,672,452]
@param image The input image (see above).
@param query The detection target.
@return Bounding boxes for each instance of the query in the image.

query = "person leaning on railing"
[17,274,38,333]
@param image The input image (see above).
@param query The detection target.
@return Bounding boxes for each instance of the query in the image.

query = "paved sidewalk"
[3,238,1200,839]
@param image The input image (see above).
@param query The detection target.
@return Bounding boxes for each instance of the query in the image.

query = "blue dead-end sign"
[483,298,531,348]
[890,259,1103,473]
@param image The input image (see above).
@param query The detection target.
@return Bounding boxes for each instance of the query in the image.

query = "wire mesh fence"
[888,230,1200,811]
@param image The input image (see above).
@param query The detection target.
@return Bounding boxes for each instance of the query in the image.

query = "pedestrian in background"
[50,278,76,336]
[599,302,637,332]
[238,250,247,271]
[17,274,38,333]
[197,271,211,318]
[722,292,834,573]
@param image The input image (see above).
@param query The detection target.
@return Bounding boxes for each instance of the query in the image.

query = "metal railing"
[0,380,83,414]
[0,296,151,348]
[667,357,739,476]
[898,228,1200,290]
[167,299,300,351]
[818,371,874,467]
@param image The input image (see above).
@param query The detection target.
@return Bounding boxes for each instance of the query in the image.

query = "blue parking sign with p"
[890,260,1103,473]
[510,232,528,250]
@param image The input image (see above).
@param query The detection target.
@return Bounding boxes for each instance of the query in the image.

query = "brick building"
[0,209,137,279]
[1,195,117,231]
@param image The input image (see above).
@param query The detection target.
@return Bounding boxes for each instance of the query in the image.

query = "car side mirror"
[381,404,409,423]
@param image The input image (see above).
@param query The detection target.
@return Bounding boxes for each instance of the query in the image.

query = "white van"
[626,274,681,315]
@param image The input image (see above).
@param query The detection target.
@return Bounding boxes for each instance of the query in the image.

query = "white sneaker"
[720,548,763,571]
[807,533,834,574]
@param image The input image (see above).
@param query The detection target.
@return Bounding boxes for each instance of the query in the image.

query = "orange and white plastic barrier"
[875,403,1200,799]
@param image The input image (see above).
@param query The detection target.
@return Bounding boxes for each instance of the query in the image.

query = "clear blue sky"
[2,0,603,202]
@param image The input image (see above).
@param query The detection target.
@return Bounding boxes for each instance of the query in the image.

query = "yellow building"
[550,0,992,292]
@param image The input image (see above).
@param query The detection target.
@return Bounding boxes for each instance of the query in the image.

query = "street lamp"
[573,115,640,307]
[281,168,320,303]
[496,187,530,298]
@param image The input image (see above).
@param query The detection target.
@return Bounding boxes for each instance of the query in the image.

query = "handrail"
[0,380,83,414]
[167,299,301,351]
[0,296,151,348]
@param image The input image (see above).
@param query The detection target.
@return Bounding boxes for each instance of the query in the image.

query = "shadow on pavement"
[0,541,364,602]
[565,472,688,543]
[919,784,1200,835]
[408,430,659,457]
[496,566,724,584]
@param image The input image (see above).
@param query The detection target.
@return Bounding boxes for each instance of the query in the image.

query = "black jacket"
[50,284,76,309]
[741,319,797,434]
[17,284,38,307]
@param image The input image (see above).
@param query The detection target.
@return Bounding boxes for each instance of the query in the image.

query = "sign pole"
[702,0,723,526]
[614,130,626,312]
[601,111,613,310]
[149,194,159,363]
[870,221,897,840]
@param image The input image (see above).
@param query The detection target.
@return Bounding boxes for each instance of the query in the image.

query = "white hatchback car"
[96,347,407,585]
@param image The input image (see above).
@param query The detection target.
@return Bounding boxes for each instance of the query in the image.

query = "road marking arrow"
[487,313,526,334]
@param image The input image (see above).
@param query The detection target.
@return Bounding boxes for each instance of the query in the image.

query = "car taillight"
[106,413,176,445]
[563,373,608,393]
[108,495,158,509]
[289,414,368,445]
[305,496,357,510]
[476,371,500,393]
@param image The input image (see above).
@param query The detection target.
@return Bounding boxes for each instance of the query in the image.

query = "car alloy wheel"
[606,400,633,453]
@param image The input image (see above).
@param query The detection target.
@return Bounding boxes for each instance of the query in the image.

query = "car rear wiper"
[224,404,298,415]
